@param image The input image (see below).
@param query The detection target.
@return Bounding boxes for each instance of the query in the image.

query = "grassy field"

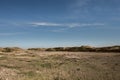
[0,51,120,80]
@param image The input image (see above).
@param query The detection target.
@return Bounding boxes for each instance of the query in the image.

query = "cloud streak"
[31,22,62,27]
[31,22,104,28]
[0,21,104,28]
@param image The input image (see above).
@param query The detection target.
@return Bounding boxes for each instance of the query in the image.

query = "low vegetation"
[0,51,120,80]
[0,47,24,53]
[28,45,120,52]
[0,45,120,53]
[0,46,119,80]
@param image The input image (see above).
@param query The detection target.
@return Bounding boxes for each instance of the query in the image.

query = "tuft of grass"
[40,62,52,68]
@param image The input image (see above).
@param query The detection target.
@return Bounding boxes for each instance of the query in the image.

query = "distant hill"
[95,46,120,52]
[0,47,25,53]
[28,45,120,52]
[0,46,120,53]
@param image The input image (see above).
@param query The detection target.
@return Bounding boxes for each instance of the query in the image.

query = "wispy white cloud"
[30,22,105,32]
[0,21,104,28]
[31,22,62,27]
[0,21,105,33]
[31,22,104,28]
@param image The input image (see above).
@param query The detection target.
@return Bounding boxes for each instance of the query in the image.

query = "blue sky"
[0,0,120,48]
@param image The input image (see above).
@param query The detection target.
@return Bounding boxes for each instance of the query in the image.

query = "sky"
[0,0,120,48]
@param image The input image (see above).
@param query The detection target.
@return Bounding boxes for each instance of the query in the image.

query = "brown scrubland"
[28,45,120,52]
[0,46,119,80]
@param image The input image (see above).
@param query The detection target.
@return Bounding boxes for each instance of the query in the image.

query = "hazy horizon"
[0,0,120,48]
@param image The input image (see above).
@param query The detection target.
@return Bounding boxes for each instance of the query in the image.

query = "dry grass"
[0,51,120,80]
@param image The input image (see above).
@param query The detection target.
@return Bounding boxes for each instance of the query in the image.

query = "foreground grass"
[0,51,120,80]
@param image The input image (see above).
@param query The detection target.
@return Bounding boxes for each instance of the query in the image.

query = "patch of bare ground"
[0,67,19,80]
